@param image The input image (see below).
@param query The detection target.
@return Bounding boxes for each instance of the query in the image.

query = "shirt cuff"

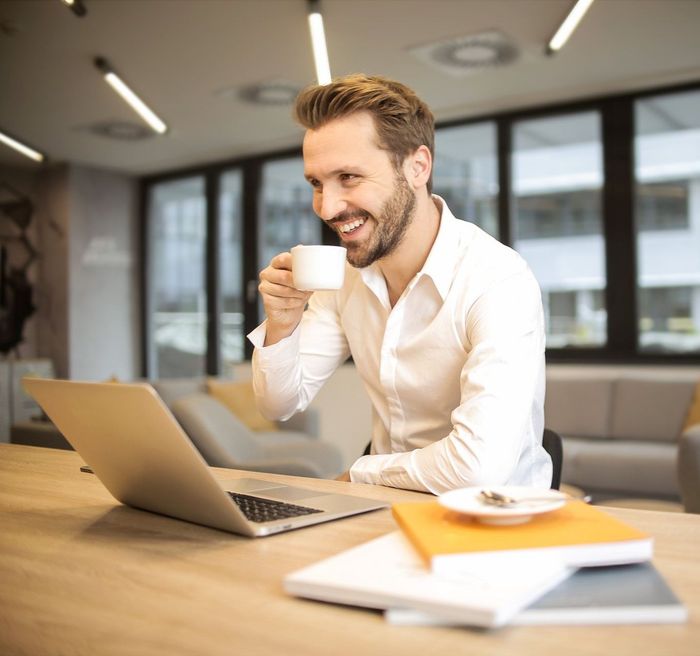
[246,321,268,348]
[247,321,302,365]
[350,452,426,492]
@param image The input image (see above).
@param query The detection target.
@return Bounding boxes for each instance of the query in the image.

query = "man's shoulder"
[454,221,526,271]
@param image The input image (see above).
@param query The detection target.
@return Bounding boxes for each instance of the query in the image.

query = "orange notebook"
[392,501,653,576]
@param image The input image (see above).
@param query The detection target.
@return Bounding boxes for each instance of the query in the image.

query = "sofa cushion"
[206,379,277,432]
[561,437,679,498]
[682,381,700,432]
[544,378,614,439]
[171,393,262,464]
[151,378,207,408]
[611,378,696,442]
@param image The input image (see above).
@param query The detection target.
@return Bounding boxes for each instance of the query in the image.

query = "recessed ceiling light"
[307,0,332,85]
[0,129,45,162]
[547,0,596,54]
[94,57,168,134]
[60,0,87,18]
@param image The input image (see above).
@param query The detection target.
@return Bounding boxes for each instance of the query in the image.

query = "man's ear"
[405,145,432,190]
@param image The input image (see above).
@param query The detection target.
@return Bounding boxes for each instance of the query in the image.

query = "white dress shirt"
[248,197,552,494]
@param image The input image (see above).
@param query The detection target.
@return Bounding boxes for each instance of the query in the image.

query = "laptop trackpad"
[262,486,332,502]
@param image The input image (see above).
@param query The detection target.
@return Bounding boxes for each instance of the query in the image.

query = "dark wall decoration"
[0,183,38,354]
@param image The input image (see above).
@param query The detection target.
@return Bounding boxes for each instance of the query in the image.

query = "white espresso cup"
[291,244,347,291]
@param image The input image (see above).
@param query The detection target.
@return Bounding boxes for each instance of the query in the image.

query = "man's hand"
[335,471,351,482]
[258,251,312,346]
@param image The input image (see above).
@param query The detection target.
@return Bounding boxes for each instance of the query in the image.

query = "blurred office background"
[0,0,699,383]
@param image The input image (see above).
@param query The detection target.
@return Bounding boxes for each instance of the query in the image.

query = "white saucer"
[438,486,567,525]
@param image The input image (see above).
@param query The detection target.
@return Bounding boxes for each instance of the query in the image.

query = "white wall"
[67,166,140,380]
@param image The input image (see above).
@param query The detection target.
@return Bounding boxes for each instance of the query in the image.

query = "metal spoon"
[478,489,591,507]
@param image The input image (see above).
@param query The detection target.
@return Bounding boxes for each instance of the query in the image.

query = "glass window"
[259,158,320,268]
[637,180,689,231]
[512,111,606,348]
[635,89,700,353]
[147,176,207,378]
[258,157,321,320]
[219,170,244,367]
[433,122,498,237]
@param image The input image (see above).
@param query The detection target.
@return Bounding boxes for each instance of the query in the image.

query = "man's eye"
[340,174,357,182]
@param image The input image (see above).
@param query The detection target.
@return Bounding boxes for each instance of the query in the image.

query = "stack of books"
[284,498,687,629]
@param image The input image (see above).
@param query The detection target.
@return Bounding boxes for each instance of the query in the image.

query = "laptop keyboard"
[227,492,323,523]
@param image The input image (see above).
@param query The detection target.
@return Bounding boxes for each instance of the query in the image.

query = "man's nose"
[316,187,348,221]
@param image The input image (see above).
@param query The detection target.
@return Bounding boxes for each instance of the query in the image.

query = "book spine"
[391,505,432,566]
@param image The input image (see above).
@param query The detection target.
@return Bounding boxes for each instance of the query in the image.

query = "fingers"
[255,251,312,345]
[269,251,292,271]
[259,270,308,299]
[259,251,306,298]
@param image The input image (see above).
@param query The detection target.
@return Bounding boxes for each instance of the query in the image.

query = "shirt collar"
[356,195,466,303]
[419,195,464,301]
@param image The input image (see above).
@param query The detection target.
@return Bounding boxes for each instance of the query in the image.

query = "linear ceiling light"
[0,130,45,163]
[94,57,168,135]
[547,0,595,54]
[60,0,87,17]
[307,0,332,85]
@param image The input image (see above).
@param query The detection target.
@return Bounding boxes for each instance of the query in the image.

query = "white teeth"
[339,218,365,233]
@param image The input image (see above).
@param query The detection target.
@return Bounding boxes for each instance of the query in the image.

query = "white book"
[385,562,687,627]
[284,531,572,628]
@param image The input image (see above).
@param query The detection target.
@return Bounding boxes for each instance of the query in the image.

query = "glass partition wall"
[142,82,700,377]
[218,170,245,364]
[146,176,207,378]
[634,89,700,353]
[433,122,499,238]
[512,112,606,349]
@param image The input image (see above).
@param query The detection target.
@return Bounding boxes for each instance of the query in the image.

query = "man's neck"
[378,194,441,307]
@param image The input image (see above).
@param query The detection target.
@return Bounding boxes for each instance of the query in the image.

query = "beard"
[336,174,417,269]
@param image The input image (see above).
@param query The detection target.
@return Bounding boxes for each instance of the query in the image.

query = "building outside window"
[511,111,606,348]
[433,122,499,238]
[142,84,700,371]
[257,157,321,321]
[635,89,700,353]
[219,170,244,365]
[147,176,207,378]
[259,157,320,268]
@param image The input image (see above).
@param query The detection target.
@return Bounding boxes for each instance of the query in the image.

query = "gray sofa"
[150,377,319,438]
[151,377,343,479]
[545,368,700,503]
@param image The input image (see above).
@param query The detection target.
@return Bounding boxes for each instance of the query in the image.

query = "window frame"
[140,79,700,376]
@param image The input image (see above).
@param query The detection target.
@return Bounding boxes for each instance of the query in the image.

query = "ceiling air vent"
[215,79,300,106]
[238,81,300,106]
[409,30,519,77]
[84,121,155,141]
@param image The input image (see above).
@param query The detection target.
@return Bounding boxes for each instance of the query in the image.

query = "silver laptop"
[23,377,387,537]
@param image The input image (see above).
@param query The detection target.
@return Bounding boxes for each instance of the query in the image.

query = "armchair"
[171,393,343,479]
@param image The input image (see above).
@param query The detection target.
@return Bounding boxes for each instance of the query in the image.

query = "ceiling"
[0,0,699,177]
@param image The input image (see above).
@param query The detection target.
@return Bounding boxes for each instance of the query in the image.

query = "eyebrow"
[304,166,361,182]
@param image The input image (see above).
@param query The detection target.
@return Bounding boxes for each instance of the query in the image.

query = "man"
[247,74,552,494]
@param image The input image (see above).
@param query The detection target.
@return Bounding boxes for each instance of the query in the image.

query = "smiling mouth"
[338,217,366,234]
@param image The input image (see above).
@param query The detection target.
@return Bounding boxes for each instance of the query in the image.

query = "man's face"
[303,112,416,268]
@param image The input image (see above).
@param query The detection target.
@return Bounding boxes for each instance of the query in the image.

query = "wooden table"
[1,444,698,656]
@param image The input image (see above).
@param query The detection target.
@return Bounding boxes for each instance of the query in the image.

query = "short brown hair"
[294,74,435,192]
